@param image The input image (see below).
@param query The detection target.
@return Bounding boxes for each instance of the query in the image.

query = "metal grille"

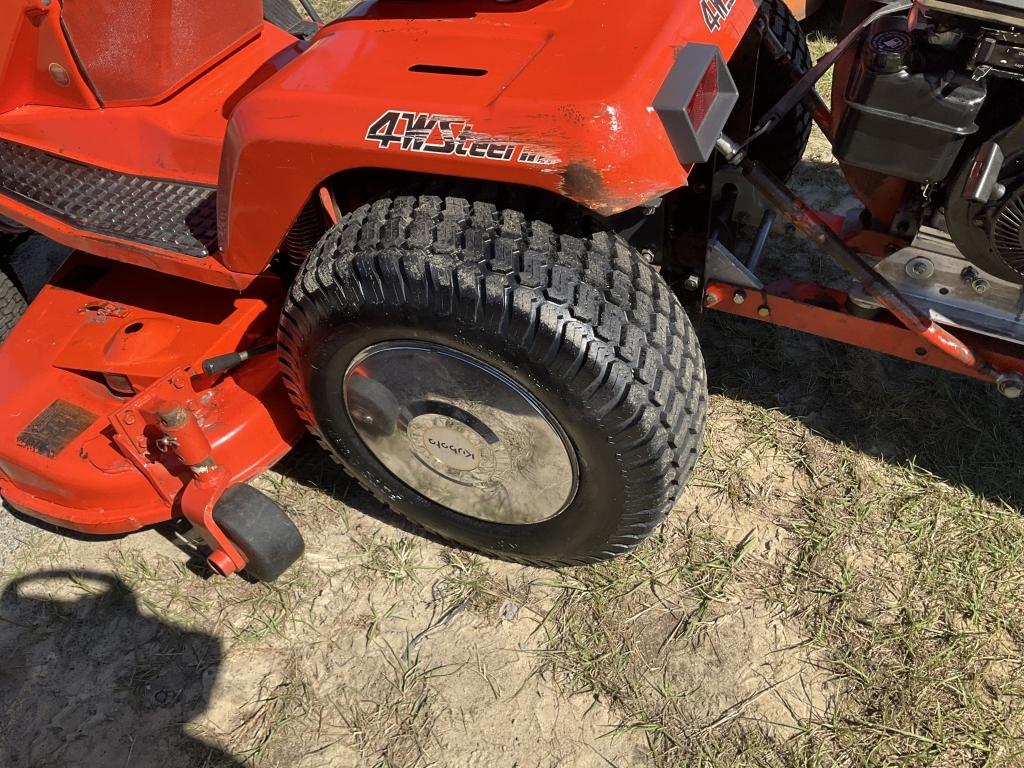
[0,139,217,256]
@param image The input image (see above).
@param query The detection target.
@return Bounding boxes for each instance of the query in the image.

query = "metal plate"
[344,342,578,525]
[17,400,97,458]
[873,226,1024,344]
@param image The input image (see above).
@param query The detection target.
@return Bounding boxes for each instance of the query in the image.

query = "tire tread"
[279,187,708,566]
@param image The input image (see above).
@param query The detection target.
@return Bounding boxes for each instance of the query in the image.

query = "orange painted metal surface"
[0,0,765,545]
[0,2,297,288]
[0,0,757,283]
[219,0,758,272]
[61,0,263,107]
[705,280,1024,382]
[0,254,303,534]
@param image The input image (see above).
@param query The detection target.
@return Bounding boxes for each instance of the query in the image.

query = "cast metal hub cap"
[343,342,578,524]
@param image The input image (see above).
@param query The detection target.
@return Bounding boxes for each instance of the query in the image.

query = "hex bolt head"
[972,277,990,295]
[732,290,747,305]
[48,63,69,87]
[705,292,719,307]
[757,305,771,318]
[122,411,136,426]
[997,373,1024,399]
[905,257,934,279]
[683,274,701,292]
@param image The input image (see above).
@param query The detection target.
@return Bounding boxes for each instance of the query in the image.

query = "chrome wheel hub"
[343,342,577,524]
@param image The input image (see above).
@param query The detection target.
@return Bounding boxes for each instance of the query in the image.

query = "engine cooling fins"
[992,184,1024,272]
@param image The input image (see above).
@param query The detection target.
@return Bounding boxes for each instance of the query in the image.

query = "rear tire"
[748,0,813,181]
[279,190,708,566]
[0,264,26,344]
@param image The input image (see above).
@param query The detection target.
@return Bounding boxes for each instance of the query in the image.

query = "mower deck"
[0,253,303,534]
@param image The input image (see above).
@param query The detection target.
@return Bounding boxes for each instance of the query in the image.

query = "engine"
[833,0,1024,283]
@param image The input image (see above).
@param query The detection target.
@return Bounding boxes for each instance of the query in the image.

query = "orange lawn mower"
[2,0,1024,580]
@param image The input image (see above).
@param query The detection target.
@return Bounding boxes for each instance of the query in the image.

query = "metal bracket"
[870,226,1024,345]
[706,238,764,291]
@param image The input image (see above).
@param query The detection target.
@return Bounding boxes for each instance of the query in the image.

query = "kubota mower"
[2,0,1024,581]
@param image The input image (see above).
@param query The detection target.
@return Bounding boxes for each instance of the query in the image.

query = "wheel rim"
[343,341,578,525]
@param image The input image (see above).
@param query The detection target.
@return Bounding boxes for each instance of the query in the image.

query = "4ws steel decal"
[365,111,557,166]
[701,0,736,32]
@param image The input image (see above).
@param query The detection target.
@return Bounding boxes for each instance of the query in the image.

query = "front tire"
[279,191,708,566]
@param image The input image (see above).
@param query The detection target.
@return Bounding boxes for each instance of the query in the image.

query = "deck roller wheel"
[211,484,305,581]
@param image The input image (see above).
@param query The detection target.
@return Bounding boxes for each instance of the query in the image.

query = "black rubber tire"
[748,0,813,181]
[279,189,708,567]
[212,484,305,582]
[0,264,26,344]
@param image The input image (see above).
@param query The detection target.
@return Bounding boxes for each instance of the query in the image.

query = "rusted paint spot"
[561,162,606,204]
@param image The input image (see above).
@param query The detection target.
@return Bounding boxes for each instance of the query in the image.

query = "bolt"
[732,290,746,305]
[136,436,148,451]
[705,291,719,307]
[997,372,1024,399]
[683,274,701,292]
[757,305,771,318]
[905,257,934,279]
[640,249,655,264]
[171,374,187,389]
[122,411,136,426]
[972,277,990,294]
[47,63,68,87]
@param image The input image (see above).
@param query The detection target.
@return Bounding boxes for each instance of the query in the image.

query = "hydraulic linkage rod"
[714,133,1024,397]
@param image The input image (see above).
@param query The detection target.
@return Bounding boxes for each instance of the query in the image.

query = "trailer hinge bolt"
[757,305,771,318]
[705,292,719,307]
[732,290,747,305]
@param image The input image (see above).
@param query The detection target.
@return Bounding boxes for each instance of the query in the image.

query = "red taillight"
[686,58,719,130]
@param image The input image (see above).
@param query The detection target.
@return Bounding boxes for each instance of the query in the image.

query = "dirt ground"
[3,5,1024,768]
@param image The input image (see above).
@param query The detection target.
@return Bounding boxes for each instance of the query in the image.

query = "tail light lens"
[687,58,719,130]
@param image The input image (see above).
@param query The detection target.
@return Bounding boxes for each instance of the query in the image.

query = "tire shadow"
[0,570,241,768]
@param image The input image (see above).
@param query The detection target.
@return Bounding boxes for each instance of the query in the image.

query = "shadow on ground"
[0,570,239,768]
[701,311,1024,511]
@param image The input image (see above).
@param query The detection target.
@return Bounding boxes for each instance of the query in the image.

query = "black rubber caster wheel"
[212,484,304,581]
